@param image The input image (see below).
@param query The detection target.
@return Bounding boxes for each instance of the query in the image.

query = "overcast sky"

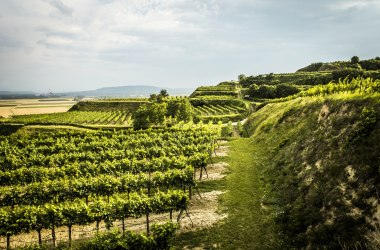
[0,0,380,92]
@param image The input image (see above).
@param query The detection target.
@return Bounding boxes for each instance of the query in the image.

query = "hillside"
[297,56,380,72]
[243,92,380,248]
[238,57,380,101]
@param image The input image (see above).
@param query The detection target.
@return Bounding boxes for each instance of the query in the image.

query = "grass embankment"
[244,93,380,249]
[174,138,281,249]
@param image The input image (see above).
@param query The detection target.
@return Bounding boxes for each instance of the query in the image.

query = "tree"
[176,99,193,122]
[266,72,274,80]
[351,56,360,64]
[275,83,300,97]
[149,102,167,125]
[159,89,169,97]
[238,74,247,81]
[149,94,158,102]
[167,99,193,122]
[157,89,169,102]
[133,106,151,130]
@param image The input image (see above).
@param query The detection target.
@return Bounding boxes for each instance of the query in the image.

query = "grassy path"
[174,138,280,249]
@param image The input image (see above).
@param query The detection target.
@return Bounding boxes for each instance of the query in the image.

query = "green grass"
[174,138,282,249]
[241,93,380,248]
[196,179,227,193]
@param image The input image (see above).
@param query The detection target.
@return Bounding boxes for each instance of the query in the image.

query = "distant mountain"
[0,91,36,98]
[0,91,36,95]
[60,85,194,97]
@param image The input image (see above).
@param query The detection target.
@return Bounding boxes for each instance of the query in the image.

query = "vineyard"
[69,100,149,112]
[190,83,241,98]
[193,104,247,123]
[0,111,132,127]
[0,127,218,249]
[268,77,380,104]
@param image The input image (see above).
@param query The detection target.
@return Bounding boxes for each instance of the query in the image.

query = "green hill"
[239,57,380,100]
[297,56,380,72]
[243,90,380,248]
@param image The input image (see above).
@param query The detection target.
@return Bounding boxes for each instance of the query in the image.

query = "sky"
[0,0,380,92]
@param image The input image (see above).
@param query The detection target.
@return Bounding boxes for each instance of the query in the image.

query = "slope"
[244,92,380,248]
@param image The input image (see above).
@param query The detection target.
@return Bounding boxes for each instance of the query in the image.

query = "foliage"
[270,77,380,104]
[297,56,380,72]
[347,107,377,145]
[190,84,240,98]
[134,91,194,128]
[222,121,233,137]
[248,83,300,99]
[193,102,247,123]
[0,167,195,206]
[0,127,217,246]
[351,56,360,64]
[244,94,380,248]
[148,102,167,125]
[236,121,243,136]
[76,222,176,250]
[133,105,151,130]
[239,57,380,90]
[359,58,380,70]
[166,99,193,123]
[2,111,132,126]
[149,89,169,103]
[70,100,148,112]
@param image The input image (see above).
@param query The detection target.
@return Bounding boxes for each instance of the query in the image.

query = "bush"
[76,222,177,250]
[248,83,300,99]
[133,105,151,130]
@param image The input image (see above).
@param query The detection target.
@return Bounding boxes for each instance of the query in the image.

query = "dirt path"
[174,138,280,249]
[178,140,229,231]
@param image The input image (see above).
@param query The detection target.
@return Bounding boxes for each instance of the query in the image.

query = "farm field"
[0,99,76,118]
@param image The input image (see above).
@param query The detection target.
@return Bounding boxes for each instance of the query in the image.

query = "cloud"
[0,0,379,92]
[328,0,380,11]
[48,0,73,16]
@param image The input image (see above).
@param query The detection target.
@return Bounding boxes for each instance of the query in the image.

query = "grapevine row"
[3,111,132,126]
[0,167,194,207]
[0,153,209,186]
[0,190,188,241]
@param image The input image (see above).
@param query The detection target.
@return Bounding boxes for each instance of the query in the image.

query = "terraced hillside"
[190,81,241,98]
[1,111,132,126]
[69,99,149,112]
[239,57,380,100]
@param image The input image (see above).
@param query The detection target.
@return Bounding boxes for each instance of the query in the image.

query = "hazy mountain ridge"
[60,85,194,97]
[0,85,194,98]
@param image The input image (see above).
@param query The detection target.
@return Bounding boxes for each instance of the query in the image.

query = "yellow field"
[0,98,77,118]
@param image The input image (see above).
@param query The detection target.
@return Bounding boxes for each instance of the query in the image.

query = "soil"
[214,145,230,157]
[195,162,229,181]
